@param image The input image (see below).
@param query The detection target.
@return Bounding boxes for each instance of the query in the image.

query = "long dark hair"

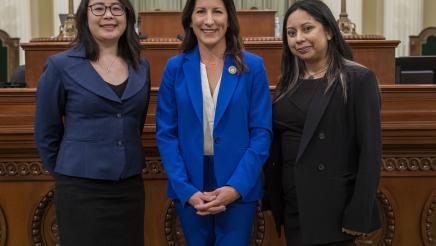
[74,0,140,69]
[180,0,246,72]
[274,0,353,102]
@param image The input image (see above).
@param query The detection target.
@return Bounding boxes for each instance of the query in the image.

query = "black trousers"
[284,210,355,246]
[54,173,145,246]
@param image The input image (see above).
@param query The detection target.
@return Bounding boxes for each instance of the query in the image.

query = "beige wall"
[362,0,384,35]
[30,0,53,38]
[28,0,436,40]
[424,0,436,28]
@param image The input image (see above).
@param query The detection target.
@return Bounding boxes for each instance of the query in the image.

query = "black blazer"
[263,64,382,244]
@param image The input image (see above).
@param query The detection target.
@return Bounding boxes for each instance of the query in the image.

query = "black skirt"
[54,173,145,246]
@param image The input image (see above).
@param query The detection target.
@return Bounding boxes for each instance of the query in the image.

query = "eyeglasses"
[88,3,125,16]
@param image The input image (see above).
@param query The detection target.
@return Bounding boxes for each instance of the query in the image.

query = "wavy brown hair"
[180,0,246,72]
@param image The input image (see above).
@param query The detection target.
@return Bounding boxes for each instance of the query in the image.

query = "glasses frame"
[88,3,126,17]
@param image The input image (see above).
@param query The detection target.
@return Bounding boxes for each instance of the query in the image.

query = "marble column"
[384,0,423,56]
[0,0,31,64]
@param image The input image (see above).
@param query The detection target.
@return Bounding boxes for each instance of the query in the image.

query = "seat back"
[410,27,436,56]
[0,29,20,82]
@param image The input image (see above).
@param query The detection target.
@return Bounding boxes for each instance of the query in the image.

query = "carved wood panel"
[0,205,7,246]
[422,190,436,246]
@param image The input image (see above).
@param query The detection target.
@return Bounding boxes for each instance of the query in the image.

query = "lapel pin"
[228,66,237,74]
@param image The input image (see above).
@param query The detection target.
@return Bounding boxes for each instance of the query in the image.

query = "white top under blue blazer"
[156,46,272,206]
[34,45,151,180]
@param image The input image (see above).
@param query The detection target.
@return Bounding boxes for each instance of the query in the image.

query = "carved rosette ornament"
[0,161,49,177]
[164,201,265,245]
[2,157,431,179]
[382,157,436,172]
[422,190,436,246]
[164,201,186,246]
[0,206,7,246]
[31,190,59,246]
[356,190,396,245]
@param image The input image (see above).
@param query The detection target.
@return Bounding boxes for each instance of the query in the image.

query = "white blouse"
[200,63,222,155]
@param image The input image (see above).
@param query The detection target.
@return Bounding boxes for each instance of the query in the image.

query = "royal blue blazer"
[34,46,151,180]
[156,46,272,206]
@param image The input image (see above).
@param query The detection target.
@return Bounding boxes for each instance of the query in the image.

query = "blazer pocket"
[329,171,356,185]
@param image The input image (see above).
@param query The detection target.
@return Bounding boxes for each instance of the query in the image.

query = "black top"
[107,78,128,98]
[273,78,324,211]
[273,78,324,164]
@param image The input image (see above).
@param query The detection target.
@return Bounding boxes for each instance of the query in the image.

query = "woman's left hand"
[195,186,240,215]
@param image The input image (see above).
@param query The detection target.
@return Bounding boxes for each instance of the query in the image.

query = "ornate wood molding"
[0,161,49,177]
[251,203,265,245]
[0,160,166,179]
[31,189,59,246]
[0,157,435,179]
[378,190,396,245]
[164,201,185,246]
[357,189,396,245]
[382,157,436,172]
[422,190,436,246]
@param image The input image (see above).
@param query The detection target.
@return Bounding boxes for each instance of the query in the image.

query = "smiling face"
[286,9,331,66]
[191,0,228,50]
[87,0,126,46]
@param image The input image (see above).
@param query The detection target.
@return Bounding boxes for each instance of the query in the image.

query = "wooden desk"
[0,85,436,245]
[138,10,275,39]
[21,37,399,88]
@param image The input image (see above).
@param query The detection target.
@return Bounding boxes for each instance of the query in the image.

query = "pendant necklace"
[306,66,328,79]
[95,57,118,73]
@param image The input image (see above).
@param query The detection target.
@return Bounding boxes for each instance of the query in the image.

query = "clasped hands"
[188,186,240,216]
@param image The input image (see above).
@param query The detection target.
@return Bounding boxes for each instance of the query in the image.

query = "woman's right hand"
[188,191,225,216]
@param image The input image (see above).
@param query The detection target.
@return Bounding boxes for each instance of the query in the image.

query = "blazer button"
[116,113,122,118]
[214,137,220,144]
[318,132,326,140]
[317,164,325,171]
[117,140,123,147]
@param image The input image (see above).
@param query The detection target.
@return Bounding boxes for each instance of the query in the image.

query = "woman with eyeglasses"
[34,0,150,245]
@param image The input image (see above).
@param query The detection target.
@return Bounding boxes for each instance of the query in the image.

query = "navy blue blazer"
[34,46,151,180]
[156,47,272,205]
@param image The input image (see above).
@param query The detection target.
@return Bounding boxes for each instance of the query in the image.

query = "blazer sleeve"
[139,60,151,133]
[156,60,199,206]
[342,69,382,233]
[34,58,65,174]
[226,58,273,198]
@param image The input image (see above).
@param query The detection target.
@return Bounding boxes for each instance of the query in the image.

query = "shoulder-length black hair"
[180,0,246,72]
[74,0,140,69]
[274,0,353,103]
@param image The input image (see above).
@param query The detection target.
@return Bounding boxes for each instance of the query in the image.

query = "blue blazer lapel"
[214,55,239,127]
[296,80,338,162]
[121,64,147,101]
[183,48,203,123]
[64,47,121,103]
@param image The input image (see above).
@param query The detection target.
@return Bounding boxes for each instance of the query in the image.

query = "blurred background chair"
[409,26,436,56]
[0,29,20,83]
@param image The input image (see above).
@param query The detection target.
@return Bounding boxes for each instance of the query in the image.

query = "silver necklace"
[96,57,118,73]
[306,66,328,79]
